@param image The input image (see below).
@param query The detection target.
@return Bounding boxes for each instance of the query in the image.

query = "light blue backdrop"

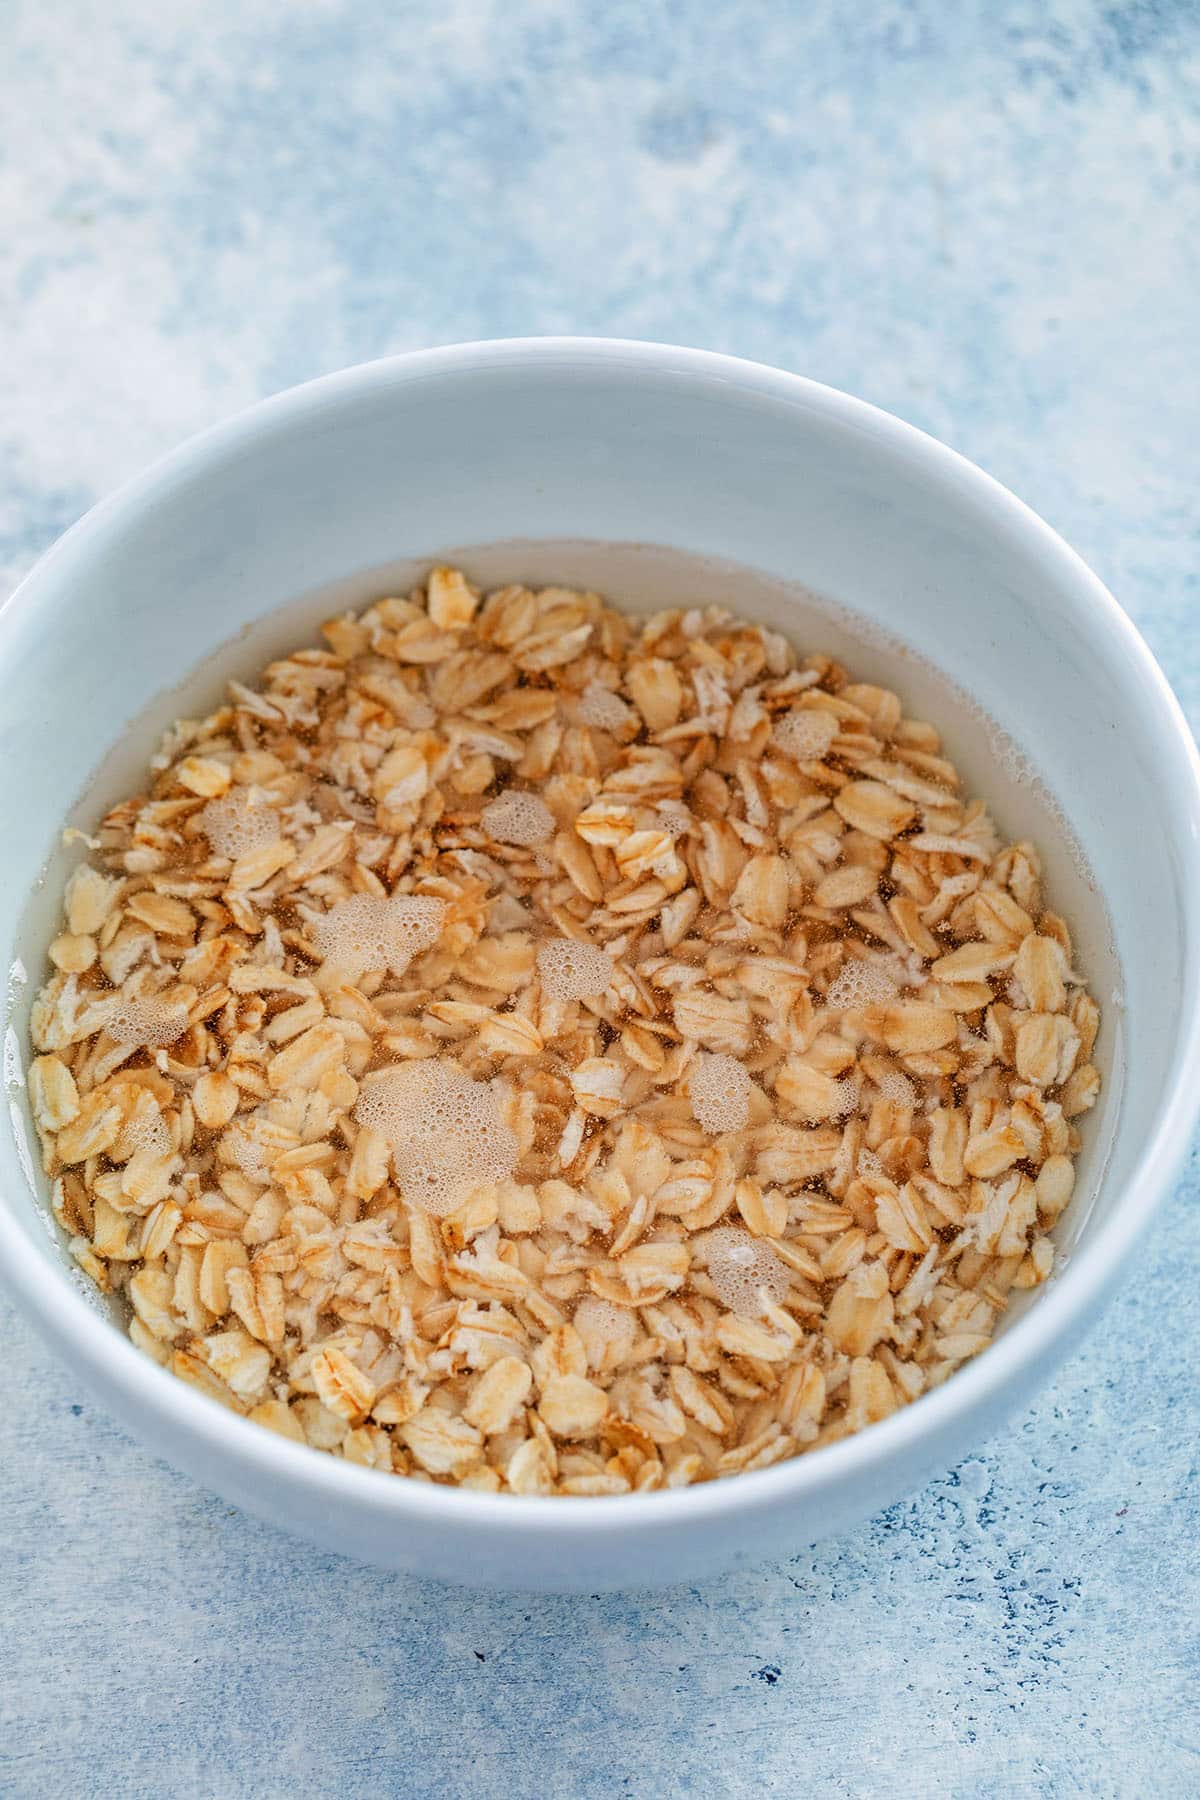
[2,2,1197,1795]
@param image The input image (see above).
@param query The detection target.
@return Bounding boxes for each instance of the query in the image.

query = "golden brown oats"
[28,565,1102,1495]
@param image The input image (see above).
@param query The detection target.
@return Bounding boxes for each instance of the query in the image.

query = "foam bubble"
[703,1227,790,1317]
[689,1053,754,1134]
[354,1060,517,1217]
[226,1127,269,1182]
[123,1107,171,1156]
[832,1077,858,1117]
[312,893,445,975]
[480,790,555,847]
[874,1070,916,1108]
[108,996,188,1047]
[774,709,838,762]
[199,791,279,858]
[577,683,632,732]
[826,960,898,1011]
[985,715,1042,798]
[537,938,613,1002]
[572,1295,635,1365]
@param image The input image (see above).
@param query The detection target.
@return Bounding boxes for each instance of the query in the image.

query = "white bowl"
[3,339,1198,1592]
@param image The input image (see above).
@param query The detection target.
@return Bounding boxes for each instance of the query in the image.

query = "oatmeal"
[27,567,1101,1494]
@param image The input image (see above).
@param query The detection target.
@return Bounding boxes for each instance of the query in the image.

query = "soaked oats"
[28,566,1102,1494]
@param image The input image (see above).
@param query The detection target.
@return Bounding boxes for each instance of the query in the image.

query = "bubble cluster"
[480,790,556,847]
[831,1077,858,1117]
[122,1109,171,1156]
[689,1052,754,1134]
[536,938,613,1002]
[576,683,631,732]
[572,1295,635,1366]
[312,893,445,976]
[199,791,279,858]
[354,1060,518,1217]
[874,1069,916,1108]
[107,996,188,1047]
[703,1227,790,1318]
[225,1127,269,1182]
[774,709,838,763]
[826,959,898,1011]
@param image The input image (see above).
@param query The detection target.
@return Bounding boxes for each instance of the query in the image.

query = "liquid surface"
[18,555,1116,1495]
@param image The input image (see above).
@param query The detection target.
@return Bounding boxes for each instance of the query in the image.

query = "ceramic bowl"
[2,339,1198,1591]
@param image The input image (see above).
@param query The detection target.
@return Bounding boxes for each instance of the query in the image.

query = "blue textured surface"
[2,3,1198,1795]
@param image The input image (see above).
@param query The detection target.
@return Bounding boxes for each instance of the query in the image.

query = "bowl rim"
[4,334,1199,1539]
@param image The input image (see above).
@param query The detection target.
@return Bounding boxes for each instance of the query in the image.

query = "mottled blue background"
[2,2,1198,1795]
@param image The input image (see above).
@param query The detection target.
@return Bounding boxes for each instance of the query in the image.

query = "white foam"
[537,938,613,1002]
[480,790,556,847]
[832,1078,858,1117]
[572,1295,635,1365]
[107,995,188,1047]
[826,960,898,1011]
[225,1124,269,1182]
[312,893,445,976]
[8,1098,37,1203]
[354,1060,518,1217]
[703,1227,790,1317]
[774,709,838,762]
[199,791,279,858]
[874,1070,916,1108]
[129,1115,172,1155]
[577,683,632,732]
[689,1053,754,1135]
[3,1023,24,1092]
[118,1094,172,1157]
